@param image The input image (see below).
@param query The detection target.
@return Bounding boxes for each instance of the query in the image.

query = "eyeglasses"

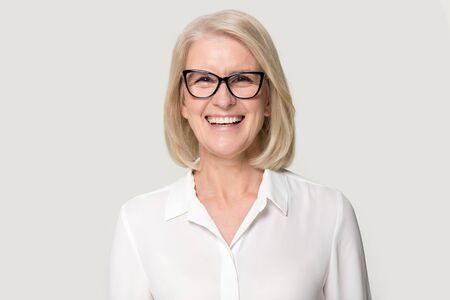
[182,69,265,99]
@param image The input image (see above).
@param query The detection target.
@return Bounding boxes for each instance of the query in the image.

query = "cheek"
[181,94,207,120]
[181,91,196,119]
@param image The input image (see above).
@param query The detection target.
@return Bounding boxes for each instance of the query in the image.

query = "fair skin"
[181,34,270,246]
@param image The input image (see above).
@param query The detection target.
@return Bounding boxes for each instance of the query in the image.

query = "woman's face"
[181,34,270,161]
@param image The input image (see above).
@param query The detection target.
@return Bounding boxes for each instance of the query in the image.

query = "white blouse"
[109,168,372,300]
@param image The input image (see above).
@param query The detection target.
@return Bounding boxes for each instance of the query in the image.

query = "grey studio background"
[1,0,449,299]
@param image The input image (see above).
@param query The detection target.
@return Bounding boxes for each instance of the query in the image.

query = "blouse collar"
[164,168,290,221]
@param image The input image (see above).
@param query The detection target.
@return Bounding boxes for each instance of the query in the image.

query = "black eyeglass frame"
[181,69,266,100]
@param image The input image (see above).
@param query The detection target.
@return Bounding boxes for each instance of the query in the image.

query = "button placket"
[218,239,240,300]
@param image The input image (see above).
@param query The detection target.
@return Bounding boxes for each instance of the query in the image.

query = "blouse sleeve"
[109,206,154,300]
[323,192,372,300]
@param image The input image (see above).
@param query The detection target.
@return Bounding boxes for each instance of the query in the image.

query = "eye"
[187,72,217,86]
[195,76,212,83]
[229,73,256,86]
[236,75,252,82]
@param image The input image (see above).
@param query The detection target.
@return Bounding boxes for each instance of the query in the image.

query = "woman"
[109,9,372,300]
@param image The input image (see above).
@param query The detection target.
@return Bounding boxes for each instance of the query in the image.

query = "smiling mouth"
[205,116,245,125]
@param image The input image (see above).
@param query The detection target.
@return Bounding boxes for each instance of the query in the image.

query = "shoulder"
[119,173,185,224]
[279,169,358,234]
[280,168,348,212]
[282,168,344,197]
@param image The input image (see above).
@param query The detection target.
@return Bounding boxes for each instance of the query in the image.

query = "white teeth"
[207,116,244,124]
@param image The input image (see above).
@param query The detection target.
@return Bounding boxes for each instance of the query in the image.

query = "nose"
[211,81,237,108]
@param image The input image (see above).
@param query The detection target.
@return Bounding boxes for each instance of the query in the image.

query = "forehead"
[185,34,259,75]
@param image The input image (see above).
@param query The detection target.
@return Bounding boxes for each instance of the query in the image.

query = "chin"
[202,144,249,160]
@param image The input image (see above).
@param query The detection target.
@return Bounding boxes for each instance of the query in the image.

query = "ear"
[264,97,271,117]
[181,97,188,119]
[263,82,271,117]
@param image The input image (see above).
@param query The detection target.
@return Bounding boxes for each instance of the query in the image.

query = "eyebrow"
[187,68,262,76]
[229,69,261,75]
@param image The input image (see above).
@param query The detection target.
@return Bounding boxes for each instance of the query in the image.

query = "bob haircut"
[164,9,295,171]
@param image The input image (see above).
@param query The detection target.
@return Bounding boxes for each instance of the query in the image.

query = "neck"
[193,145,264,206]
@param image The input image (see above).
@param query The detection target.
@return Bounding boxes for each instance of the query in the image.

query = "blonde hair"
[164,9,295,170]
